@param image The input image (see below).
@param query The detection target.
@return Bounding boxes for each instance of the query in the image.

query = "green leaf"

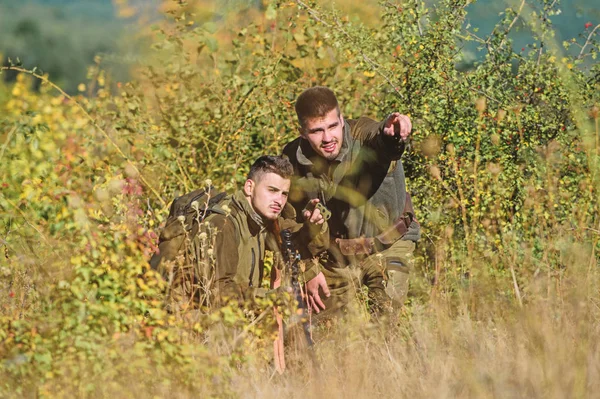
[265,4,277,20]
[204,37,218,53]
[203,21,218,34]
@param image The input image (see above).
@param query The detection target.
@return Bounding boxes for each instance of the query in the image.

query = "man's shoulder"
[346,116,383,147]
[282,137,302,161]
[205,210,243,244]
[202,195,242,229]
[349,116,379,132]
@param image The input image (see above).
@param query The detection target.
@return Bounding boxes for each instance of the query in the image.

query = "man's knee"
[382,239,415,305]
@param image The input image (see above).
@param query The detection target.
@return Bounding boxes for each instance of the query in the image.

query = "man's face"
[244,172,291,221]
[300,108,344,161]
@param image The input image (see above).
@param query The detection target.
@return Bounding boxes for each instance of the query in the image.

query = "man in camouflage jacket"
[282,86,420,316]
[150,155,330,310]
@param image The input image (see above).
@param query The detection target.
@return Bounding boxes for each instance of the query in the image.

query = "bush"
[0,0,599,396]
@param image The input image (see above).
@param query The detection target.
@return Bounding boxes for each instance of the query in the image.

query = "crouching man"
[283,86,421,317]
[150,155,331,311]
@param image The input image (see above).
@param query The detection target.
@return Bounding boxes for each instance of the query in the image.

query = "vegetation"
[0,0,599,397]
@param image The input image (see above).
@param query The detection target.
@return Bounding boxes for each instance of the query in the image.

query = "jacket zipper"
[249,248,256,287]
[257,237,264,283]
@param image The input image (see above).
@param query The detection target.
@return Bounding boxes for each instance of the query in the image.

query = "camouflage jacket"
[282,116,420,267]
[151,190,328,307]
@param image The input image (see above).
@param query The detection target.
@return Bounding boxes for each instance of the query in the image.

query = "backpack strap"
[150,187,229,271]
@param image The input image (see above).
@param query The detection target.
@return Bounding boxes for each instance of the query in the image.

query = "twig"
[578,24,600,60]
[231,307,270,347]
[509,261,523,307]
[0,194,57,255]
[495,0,526,51]
[461,32,487,44]
[1,66,166,206]
[469,87,502,105]
[295,0,405,99]
[0,125,17,163]
[535,0,558,67]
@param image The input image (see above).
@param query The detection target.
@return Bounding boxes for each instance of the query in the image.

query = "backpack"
[149,186,229,272]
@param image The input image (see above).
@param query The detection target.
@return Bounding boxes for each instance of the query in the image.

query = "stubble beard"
[320,141,339,161]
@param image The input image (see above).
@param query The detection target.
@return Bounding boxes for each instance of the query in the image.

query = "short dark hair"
[295,86,340,128]
[247,155,293,181]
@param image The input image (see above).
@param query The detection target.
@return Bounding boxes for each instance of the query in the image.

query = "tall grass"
[0,0,599,397]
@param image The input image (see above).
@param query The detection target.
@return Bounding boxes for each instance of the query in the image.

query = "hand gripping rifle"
[279,229,315,348]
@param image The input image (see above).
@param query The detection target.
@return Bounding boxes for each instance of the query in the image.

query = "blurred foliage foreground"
[0,0,599,397]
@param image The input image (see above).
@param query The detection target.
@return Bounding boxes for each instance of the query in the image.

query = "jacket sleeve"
[298,223,328,284]
[351,116,406,161]
[211,217,244,301]
[278,205,329,283]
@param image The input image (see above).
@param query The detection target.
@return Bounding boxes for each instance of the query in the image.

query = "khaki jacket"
[152,190,328,307]
[282,116,420,267]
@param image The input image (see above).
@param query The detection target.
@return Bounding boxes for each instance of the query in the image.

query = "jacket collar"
[232,190,265,235]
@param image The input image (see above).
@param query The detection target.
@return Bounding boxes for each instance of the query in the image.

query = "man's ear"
[243,179,254,197]
[298,126,307,140]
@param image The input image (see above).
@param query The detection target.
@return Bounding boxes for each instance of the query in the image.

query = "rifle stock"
[280,229,314,348]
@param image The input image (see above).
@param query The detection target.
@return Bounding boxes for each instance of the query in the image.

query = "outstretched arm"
[352,113,412,160]
[382,112,412,141]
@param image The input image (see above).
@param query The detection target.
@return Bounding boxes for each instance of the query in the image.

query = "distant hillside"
[0,0,131,92]
[0,0,597,92]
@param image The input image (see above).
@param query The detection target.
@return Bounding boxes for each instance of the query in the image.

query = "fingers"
[397,114,412,140]
[383,113,412,139]
[307,292,324,313]
[304,199,324,224]
[303,209,323,224]
[320,281,331,298]
[304,272,329,313]
[308,198,320,207]
[303,209,311,220]
[382,113,399,136]
[310,208,323,224]
[312,292,326,311]
[308,296,318,313]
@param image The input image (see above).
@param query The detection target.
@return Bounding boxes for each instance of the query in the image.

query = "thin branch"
[0,195,52,249]
[489,0,526,51]
[536,42,544,66]
[0,125,17,163]
[1,66,166,207]
[469,87,502,105]
[460,32,487,44]
[295,0,405,99]
[578,24,600,60]
[536,0,557,67]
[231,307,270,347]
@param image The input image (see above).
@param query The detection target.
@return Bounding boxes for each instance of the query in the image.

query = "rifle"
[279,229,314,348]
